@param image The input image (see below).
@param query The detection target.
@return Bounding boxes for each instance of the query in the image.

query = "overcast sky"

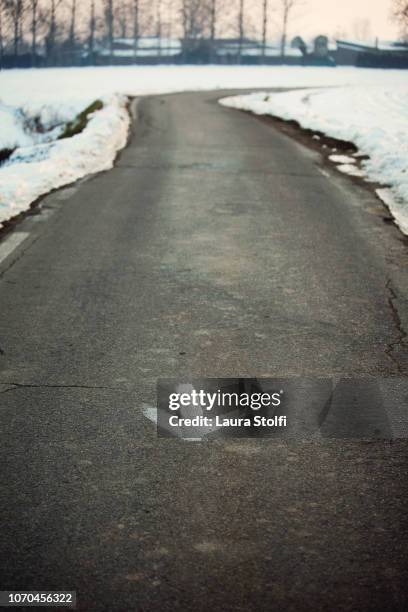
[281,0,399,41]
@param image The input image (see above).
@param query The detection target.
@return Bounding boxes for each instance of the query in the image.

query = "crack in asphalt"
[0,382,121,393]
[385,279,407,374]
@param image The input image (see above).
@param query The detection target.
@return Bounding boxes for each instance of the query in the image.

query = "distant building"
[214,38,302,64]
[290,35,335,66]
[84,33,407,68]
[91,37,182,64]
[335,39,408,68]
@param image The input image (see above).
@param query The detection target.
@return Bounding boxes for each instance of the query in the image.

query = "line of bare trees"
[0,0,303,68]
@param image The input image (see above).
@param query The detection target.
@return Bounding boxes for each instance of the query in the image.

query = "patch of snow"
[0,94,129,225]
[0,101,72,156]
[337,163,365,177]
[0,104,33,150]
[376,188,408,235]
[329,154,356,164]
[142,404,158,424]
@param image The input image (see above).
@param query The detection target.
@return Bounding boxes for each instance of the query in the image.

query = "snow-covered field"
[0,65,407,228]
[220,83,408,234]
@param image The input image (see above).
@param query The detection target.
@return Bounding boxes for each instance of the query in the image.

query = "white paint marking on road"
[142,404,202,442]
[142,404,158,424]
[0,232,30,266]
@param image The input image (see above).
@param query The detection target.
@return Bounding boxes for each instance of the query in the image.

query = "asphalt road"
[0,91,408,611]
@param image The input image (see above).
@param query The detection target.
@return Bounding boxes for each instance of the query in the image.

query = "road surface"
[0,91,408,611]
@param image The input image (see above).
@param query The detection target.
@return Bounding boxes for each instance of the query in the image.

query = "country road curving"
[0,91,407,611]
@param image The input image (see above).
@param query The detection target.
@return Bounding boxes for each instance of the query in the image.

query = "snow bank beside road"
[0,95,129,225]
[220,86,408,234]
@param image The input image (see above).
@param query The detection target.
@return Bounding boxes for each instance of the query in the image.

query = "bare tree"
[179,0,213,61]
[181,0,189,40]
[208,0,215,61]
[261,0,268,57]
[156,0,161,56]
[4,0,25,61]
[0,1,4,68]
[45,0,65,65]
[280,0,292,57]
[209,0,215,39]
[48,0,57,64]
[103,0,114,63]
[133,0,139,56]
[88,0,96,62]
[393,0,408,40]
[28,0,40,65]
[237,0,244,61]
[181,0,210,39]
[116,0,129,37]
[276,0,303,57]
[68,0,77,55]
